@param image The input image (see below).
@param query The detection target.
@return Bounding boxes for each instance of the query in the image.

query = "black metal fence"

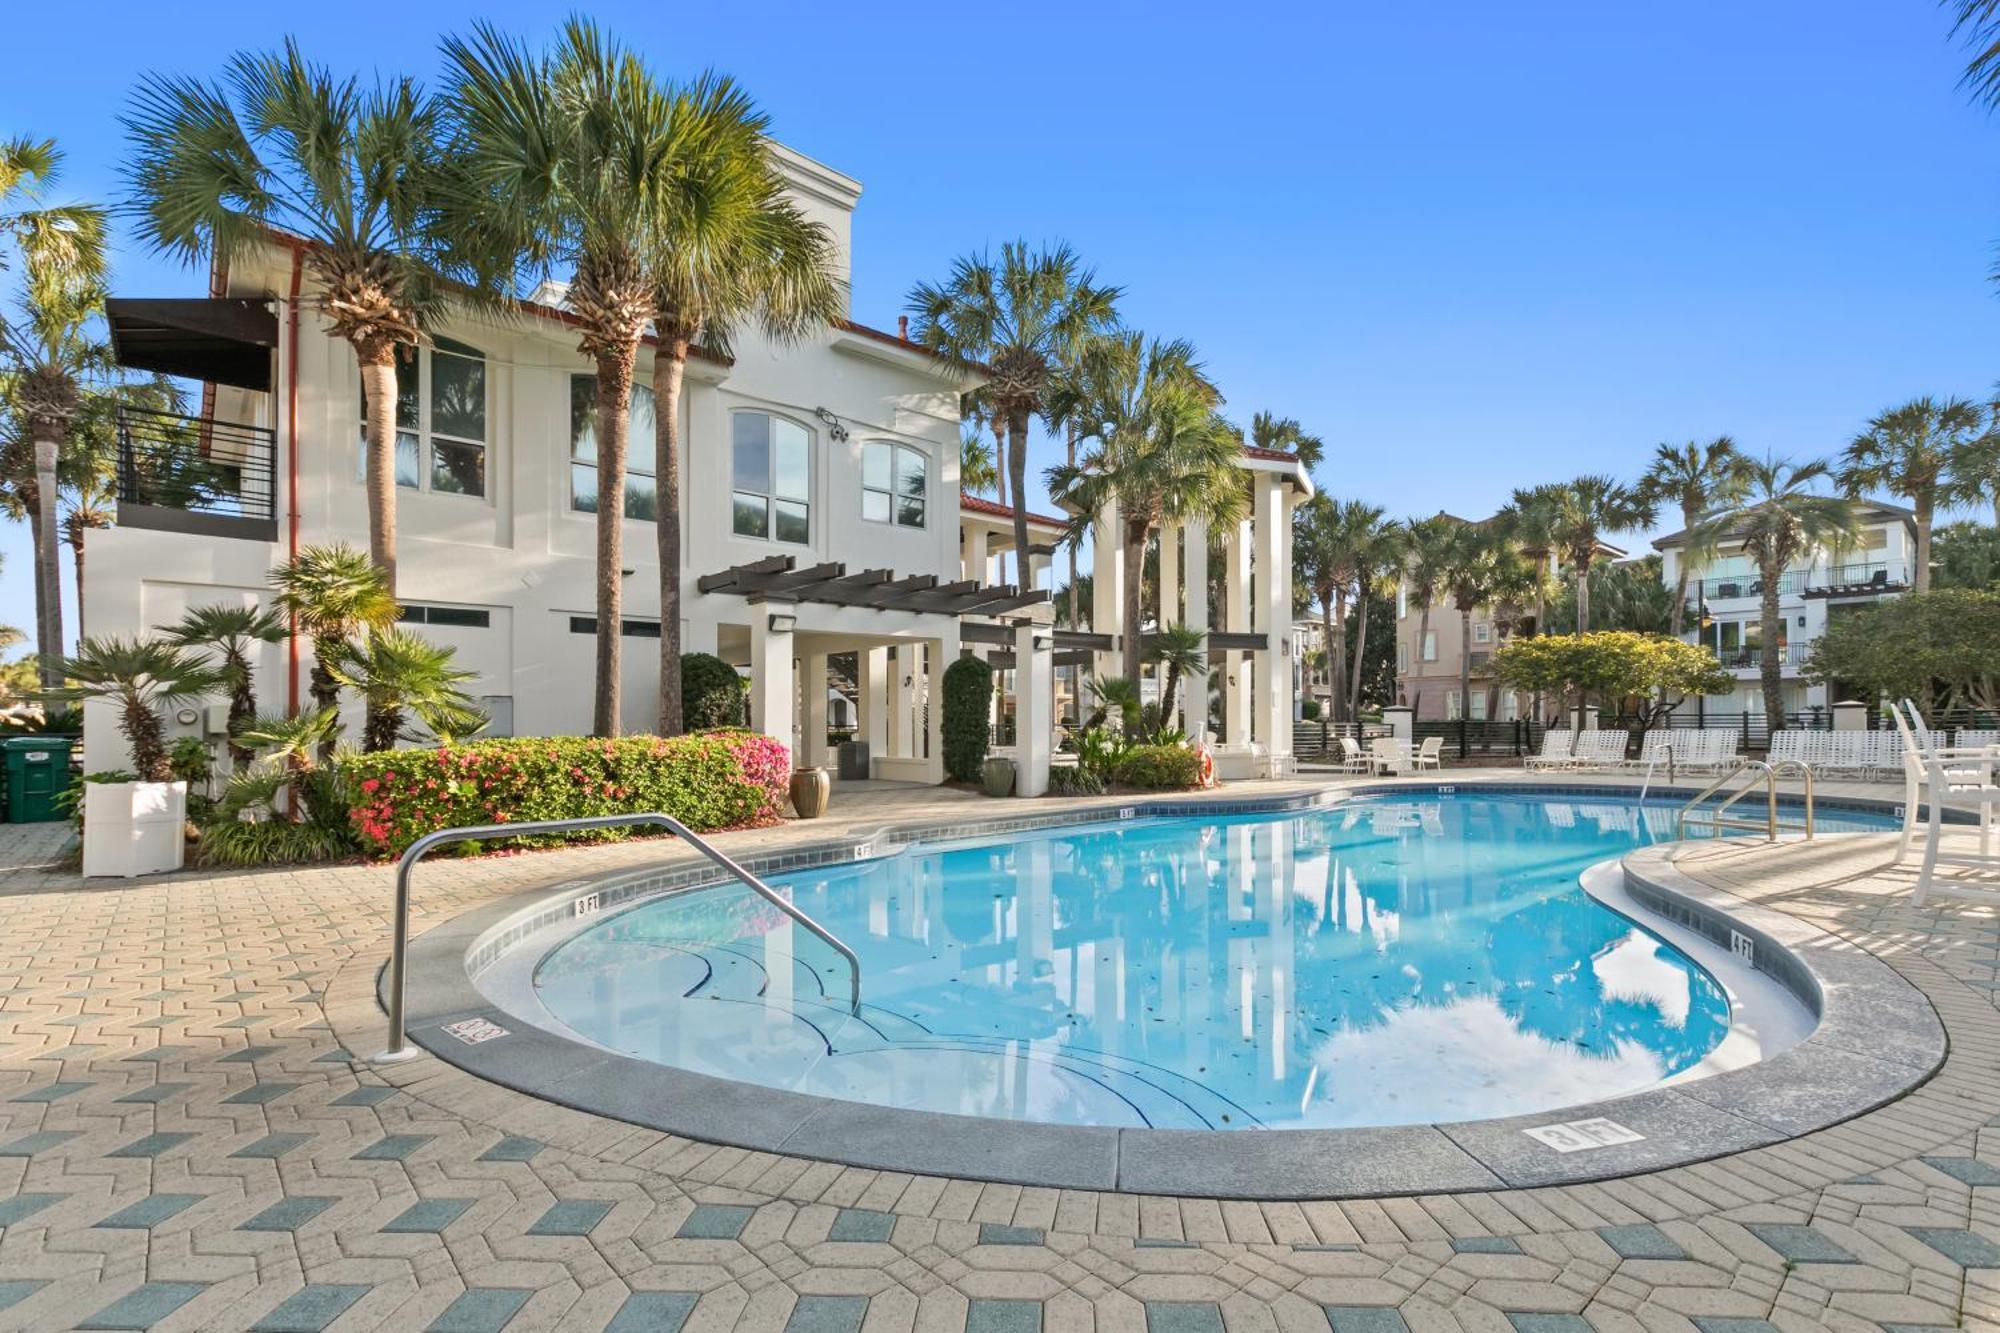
[116,406,278,532]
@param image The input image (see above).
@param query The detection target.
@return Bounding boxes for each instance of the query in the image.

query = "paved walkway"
[0,775,1997,1331]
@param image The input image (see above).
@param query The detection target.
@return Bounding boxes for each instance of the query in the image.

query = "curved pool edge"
[386,780,1946,1199]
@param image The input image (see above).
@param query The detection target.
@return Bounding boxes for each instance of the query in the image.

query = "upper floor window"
[732,411,811,543]
[1422,630,1438,662]
[862,441,928,528]
[569,376,658,520]
[358,337,487,497]
[1473,621,1490,644]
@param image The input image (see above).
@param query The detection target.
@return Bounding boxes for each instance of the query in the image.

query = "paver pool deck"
[0,771,1997,1332]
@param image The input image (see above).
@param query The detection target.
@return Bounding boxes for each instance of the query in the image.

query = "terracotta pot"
[789,766,831,819]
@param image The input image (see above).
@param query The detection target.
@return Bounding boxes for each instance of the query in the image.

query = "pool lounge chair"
[1523,730,1585,771]
[1413,736,1444,771]
[1892,700,2000,905]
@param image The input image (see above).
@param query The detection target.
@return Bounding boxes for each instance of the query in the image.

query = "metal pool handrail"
[1637,742,1677,804]
[1675,758,1815,842]
[375,813,863,1063]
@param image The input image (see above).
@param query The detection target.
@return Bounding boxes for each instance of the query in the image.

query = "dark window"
[398,604,491,628]
[568,616,662,638]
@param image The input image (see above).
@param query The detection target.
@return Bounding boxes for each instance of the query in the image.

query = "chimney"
[897,315,909,341]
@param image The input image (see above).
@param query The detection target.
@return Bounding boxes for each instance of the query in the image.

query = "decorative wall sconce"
[812,406,849,443]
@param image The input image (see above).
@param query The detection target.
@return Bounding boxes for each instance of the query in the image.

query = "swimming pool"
[527,793,1888,1132]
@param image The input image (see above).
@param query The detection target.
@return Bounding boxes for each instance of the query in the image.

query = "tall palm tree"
[908,241,1121,599]
[1837,396,1988,594]
[1248,410,1326,473]
[163,602,288,768]
[124,39,455,595]
[1636,437,1751,635]
[1347,521,1405,722]
[1688,458,1859,724]
[641,77,842,736]
[48,636,218,781]
[1400,515,1455,711]
[1046,334,1241,693]
[1294,496,1390,725]
[1547,475,1654,634]
[1439,523,1503,727]
[443,19,682,738]
[60,473,114,641]
[1943,417,2000,527]
[960,425,999,497]
[269,544,398,761]
[1950,2,2000,108]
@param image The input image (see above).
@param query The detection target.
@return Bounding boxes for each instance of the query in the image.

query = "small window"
[862,441,928,528]
[399,604,491,628]
[568,616,662,638]
[1398,643,1410,672]
[1473,622,1491,644]
[1422,630,1437,662]
[1469,690,1488,721]
[358,338,487,497]
[731,412,811,543]
[1445,690,1461,720]
[570,375,658,520]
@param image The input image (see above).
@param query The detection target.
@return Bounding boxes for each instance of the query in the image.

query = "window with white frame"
[1473,621,1490,644]
[1502,692,1519,722]
[1422,630,1438,662]
[1397,583,1408,618]
[862,441,927,528]
[357,337,487,497]
[569,376,658,520]
[731,411,811,543]
[1469,690,1488,720]
[1398,642,1410,672]
[1445,689,1461,720]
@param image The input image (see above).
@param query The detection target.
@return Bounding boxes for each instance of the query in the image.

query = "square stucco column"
[748,606,796,765]
[1159,523,1180,632]
[859,647,888,767]
[1014,619,1055,797]
[1092,498,1124,679]
[801,652,828,768]
[1183,519,1209,742]
[886,646,909,759]
[1255,474,1292,767]
[924,628,960,784]
[965,528,991,587]
[1226,518,1252,744]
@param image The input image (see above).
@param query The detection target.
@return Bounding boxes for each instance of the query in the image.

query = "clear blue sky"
[3,1,1997,651]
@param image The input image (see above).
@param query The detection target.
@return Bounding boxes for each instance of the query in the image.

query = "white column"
[1226,518,1252,744]
[967,528,991,587]
[925,629,960,784]
[1092,498,1124,679]
[1255,475,1292,768]
[859,646,888,772]
[1184,519,1210,742]
[748,606,796,765]
[1014,619,1054,797]
[1159,524,1180,631]
[802,651,828,768]
[887,646,909,758]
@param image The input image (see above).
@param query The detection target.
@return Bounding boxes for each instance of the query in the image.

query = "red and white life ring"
[1196,743,1217,788]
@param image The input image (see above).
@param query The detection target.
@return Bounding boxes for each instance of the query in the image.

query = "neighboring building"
[86,142,1308,789]
[1653,499,1916,716]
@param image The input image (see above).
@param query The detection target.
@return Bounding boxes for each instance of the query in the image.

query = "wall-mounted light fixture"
[812,406,849,443]
[767,612,797,634]
[1033,633,1054,652]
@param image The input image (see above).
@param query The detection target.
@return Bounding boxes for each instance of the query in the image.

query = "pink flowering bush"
[338,729,791,858]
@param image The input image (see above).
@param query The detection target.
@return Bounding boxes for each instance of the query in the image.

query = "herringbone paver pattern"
[1,774,1997,1331]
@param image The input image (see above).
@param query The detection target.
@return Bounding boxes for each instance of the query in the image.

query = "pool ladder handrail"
[1674,759,1816,843]
[1636,742,1677,804]
[375,812,863,1063]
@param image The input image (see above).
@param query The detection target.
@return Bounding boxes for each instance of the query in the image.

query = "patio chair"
[1523,729,1583,772]
[1893,701,2000,905]
[1369,736,1411,775]
[1571,730,1631,773]
[1334,736,1371,774]
[1413,736,1444,771]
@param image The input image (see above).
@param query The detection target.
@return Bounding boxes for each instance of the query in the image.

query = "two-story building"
[85,142,1307,792]
[1652,498,1916,716]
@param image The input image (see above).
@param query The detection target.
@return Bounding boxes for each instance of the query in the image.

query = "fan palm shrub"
[328,625,486,751]
[268,544,398,760]
[162,602,288,767]
[1146,621,1209,725]
[48,636,218,781]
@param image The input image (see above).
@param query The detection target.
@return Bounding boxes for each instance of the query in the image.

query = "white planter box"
[81,780,188,879]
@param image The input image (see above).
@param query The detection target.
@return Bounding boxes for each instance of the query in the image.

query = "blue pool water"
[531,794,1886,1130]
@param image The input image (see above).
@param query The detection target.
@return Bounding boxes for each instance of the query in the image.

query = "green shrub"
[1116,744,1202,790]
[941,655,994,782]
[1047,763,1104,796]
[1301,699,1321,721]
[681,653,747,730]
[339,730,791,857]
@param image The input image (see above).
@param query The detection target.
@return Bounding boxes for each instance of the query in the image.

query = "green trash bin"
[3,736,74,823]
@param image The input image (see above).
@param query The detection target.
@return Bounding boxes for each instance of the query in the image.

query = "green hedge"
[340,730,790,857]
[680,653,747,730]
[1116,744,1203,790]
[941,655,994,783]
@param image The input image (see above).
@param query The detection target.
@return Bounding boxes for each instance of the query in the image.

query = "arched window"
[862,441,927,528]
[731,411,811,543]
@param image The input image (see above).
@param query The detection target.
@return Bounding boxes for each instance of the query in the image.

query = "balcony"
[116,406,278,542]
[1709,643,1804,671]
[1688,570,1805,603]
[1805,561,1908,598]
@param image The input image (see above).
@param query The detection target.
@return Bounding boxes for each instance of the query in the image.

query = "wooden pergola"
[697,555,1051,618]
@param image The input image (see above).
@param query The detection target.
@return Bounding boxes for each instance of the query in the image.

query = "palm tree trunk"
[226,654,255,770]
[356,341,400,594]
[65,516,85,643]
[1758,569,1785,727]
[1123,518,1148,694]
[1349,585,1372,721]
[1459,606,1473,731]
[1065,423,1079,631]
[123,695,169,783]
[31,435,61,690]
[1913,496,1934,594]
[309,641,340,767]
[1161,663,1180,723]
[1007,405,1033,590]
[1414,601,1432,715]
[592,347,636,737]
[1328,589,1348,726]
[1573,549,1592,635]
[994,419,1010,511]
[655,343,688,735]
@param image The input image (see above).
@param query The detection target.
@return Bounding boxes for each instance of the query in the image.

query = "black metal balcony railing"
[116,406,278,540]
[1709,644,1804,669]
[1806,561,1907,596]
[1688,570,1806,602]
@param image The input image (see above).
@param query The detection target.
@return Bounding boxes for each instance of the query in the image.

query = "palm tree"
[960,425,999,497]
[1046,334,1241,693]
[641,77,842,736]
[908,241,1121,600]
[1950,2,2000,108]
[124,39,456,595]
[443,20,682,737]
[1439,524,1502,729]
[1944,420,2000,527]
[0,162,107,690]
[1837,397,1989,594]
[1636,437,1751,635]
[1295,496,1390,725]
[1688,458,1859,724]
[1146,622,1208,726]
[1248,410,1326,473]
[1347,520,1404,722]
[329,626,485,751]
[1547,475,1654,634]
[48,636,218,781]
[1400,515,1455,711]
[162,603,288,767]
[268,544,398,761]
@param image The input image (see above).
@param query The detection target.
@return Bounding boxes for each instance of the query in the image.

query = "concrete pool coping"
[388,781,1948,1199]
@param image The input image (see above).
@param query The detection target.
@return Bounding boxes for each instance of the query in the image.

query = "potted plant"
[982,755,1016,797]
[48,636,218,878]
[789,764,831,819]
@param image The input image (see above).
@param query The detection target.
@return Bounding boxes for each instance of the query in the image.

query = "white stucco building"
[87,144,1307,791]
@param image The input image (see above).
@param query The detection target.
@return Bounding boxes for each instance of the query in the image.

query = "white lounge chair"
[1413,736,1443,771]
[1524,729,1584,772]
[1369,736,1411,775]
[1569,730,1632,773]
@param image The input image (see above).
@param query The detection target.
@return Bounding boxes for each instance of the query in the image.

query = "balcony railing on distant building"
[1687,570,1806,602]
[116,406,278,542]
[1805,561,1908,597]
[1709,643,1804,670]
